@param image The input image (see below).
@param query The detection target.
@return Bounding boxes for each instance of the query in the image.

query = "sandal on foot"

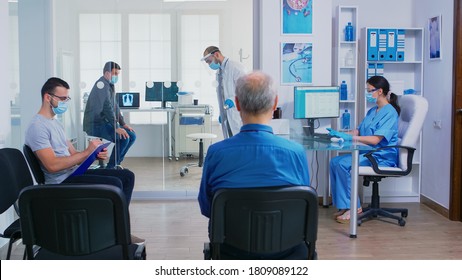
[336,208,363,224]
[332,209,347,219]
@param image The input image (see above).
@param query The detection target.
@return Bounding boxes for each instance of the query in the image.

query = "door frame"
[450,0,462,221]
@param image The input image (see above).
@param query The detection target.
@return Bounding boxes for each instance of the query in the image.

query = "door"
[450,0,462,221]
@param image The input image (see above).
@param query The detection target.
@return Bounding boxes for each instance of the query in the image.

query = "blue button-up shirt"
[198,124,310,217]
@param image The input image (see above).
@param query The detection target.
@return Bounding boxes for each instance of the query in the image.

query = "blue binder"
[375,63,384,76]
[396,29,406,61]
[385,29,397,61]
[367,29,379,61]
[378,29,388,60]
[367,63,376,79]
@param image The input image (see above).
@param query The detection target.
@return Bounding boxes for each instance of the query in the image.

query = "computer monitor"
[293,86,340,136]
[162,82,179,102]
[145,82,163,102]
[116,92,140,109]
[145,81,179,107]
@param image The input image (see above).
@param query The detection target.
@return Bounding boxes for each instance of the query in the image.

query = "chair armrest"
[364,145,415,176]
[134,243,147,260]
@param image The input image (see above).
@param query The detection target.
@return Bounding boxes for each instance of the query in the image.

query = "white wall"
[260,0,333,126]
[331,0,414,27]
[414,0,454,208]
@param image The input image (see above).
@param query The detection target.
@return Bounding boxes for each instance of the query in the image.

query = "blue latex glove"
[223,99,235,110]
[326,128,353,141]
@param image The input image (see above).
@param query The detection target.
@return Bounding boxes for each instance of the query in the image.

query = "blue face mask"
[209,62,220,70]
[366,93,377,103]
[51,101,68,115]
[111,75,119,84]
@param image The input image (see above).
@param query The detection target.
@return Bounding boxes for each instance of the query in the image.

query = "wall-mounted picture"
[282,0,313,35]
[429,15,442,60]
[281,42,312,84]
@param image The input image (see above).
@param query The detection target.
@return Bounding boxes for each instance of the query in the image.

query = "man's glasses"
[49,93,71,102]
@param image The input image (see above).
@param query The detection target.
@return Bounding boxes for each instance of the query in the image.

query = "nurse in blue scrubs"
[327,76,400,223]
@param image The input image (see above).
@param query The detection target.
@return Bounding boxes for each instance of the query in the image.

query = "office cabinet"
[359,27,424,202]
[172,105,212,160]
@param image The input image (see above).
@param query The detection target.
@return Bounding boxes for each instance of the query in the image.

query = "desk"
[290,134,373,238]
[121,108,175,158]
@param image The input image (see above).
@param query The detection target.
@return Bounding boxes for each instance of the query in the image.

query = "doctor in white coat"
[202,46,246,138]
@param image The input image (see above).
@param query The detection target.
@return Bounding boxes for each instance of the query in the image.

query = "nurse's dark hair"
[41,77,70,99]
[367,75,400,115]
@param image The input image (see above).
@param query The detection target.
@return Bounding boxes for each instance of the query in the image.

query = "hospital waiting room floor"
[3,157,462,260]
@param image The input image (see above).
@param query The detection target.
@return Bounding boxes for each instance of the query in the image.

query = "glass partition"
[10,0,253,198]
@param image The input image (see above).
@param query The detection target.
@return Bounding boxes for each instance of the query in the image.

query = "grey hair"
[235,71,277,115]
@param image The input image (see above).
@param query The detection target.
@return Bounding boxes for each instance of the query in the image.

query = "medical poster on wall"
[281,42,312,84]
[281,0,313,35]
[429,15,442,60]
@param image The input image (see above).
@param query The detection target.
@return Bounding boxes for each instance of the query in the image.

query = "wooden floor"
[3,157,462,260]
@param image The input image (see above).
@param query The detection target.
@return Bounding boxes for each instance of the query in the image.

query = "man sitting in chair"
[198,71,310,217]
[25,77,135,206]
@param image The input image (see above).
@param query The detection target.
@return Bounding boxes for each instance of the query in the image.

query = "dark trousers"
[63,168,135,205]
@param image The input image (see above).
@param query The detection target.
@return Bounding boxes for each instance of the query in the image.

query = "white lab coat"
[216,57,246,137]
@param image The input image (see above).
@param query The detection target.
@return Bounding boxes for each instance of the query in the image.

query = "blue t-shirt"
[198,124,311,218]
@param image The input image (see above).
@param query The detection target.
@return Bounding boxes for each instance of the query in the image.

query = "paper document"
[69,142,111,177]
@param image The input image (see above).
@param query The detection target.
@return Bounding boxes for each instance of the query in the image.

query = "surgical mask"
[209,62,220,70]
[111,75,119,84]
[366,93,377,103]
[51,101,68,115]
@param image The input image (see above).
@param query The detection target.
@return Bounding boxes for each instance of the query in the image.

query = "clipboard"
[68,142,111,177]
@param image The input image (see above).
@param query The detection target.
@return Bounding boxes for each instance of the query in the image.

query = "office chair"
[0,148,34,259]
[203,186,318,260]
[179,133,216,177]
[358,95,428,226]
[23,144,45,184]
[19,184,146,260]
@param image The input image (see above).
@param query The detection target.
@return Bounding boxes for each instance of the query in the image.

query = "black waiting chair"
[358,95,428,226]
[19,184,146,260]
[0,148,35,259]
[23,144,46,185]
[203,186,318,260]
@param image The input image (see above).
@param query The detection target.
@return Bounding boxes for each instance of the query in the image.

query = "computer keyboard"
[313,132,332,140]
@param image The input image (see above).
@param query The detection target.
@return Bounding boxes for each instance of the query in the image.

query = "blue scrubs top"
[198,124,310,218]
[358,103,399,167]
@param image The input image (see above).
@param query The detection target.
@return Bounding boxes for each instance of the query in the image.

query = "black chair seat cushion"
[218,242,308,260]
[34,244,144,260]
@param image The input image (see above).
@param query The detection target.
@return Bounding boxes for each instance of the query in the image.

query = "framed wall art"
[281,42,312,84]
[282,0,313,35]
[428,15,442,60]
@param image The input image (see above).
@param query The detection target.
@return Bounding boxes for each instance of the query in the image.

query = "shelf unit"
[359,27,424,202]
[333,6,359,132]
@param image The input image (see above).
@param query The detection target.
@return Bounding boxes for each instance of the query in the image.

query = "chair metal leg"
[198,139,204,167]
[6,239,14,260]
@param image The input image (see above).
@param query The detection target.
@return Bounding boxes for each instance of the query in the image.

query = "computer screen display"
[293,86,340,119]
[162,82,179,102]
[117,92,140,109]
[145,82,163,102]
